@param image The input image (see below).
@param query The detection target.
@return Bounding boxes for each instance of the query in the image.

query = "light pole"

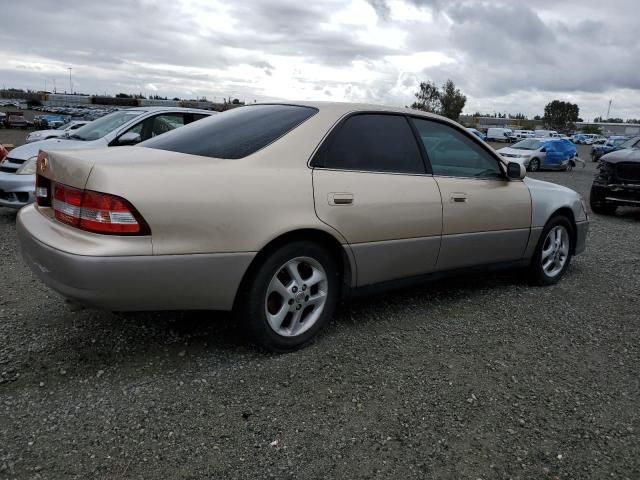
[68,67,72,94]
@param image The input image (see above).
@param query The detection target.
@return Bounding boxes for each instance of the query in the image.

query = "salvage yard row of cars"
[3,102,594,351]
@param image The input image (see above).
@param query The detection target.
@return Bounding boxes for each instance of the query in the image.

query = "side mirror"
[507,161,526,180]
[117,131,142,146]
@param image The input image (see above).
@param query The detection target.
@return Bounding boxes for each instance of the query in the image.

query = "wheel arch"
[233,228,354,309]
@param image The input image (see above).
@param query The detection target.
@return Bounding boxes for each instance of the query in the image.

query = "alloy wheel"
[529,158,540,171]
[541,225,570,278]
[264,256,328,337]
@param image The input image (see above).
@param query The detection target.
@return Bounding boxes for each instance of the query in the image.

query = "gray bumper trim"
[18,226,255,311]
[574,220,588,255]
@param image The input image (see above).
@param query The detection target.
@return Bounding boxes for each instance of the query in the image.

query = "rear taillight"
[36,152,51,207]
[51,182,150,235]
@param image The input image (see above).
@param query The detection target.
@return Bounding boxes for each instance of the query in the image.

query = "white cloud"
[0,0,638,119]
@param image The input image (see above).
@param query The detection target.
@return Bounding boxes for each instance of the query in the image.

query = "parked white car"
[25,121,90,143]
[0,107,214,209]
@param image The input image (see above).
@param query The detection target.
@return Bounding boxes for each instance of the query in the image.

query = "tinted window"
[320,114,424,174]
[141,105,316,159]
[412,118,503,178]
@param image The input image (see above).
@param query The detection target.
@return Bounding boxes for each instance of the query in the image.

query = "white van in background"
[486,127,513,142]
[513,130,535,140]
[534,129,559,138]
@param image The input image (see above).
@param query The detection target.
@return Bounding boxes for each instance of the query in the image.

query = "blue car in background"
[591,136,628,161]
[497,138,578,172]
[33,114,67,129]
[466,127,486,141]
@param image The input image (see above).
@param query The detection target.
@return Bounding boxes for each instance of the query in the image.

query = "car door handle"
[450,193,468,203]
[328,193,354,205]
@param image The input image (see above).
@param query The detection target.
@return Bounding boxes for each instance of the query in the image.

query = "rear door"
[312,113,443,287]
[410,117,532,271]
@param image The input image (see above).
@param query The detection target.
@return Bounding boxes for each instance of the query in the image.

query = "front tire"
[528,158,540,172]
[235,241,340,352]
[529,216,574,286]
[589,187,617,215]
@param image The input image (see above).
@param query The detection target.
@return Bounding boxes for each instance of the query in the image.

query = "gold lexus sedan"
[17,102,589,351]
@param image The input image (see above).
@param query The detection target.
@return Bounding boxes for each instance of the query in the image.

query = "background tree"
[439,79,467,121]
[543,100,579,132]
[580,125,603,135]
[411,80,441,113]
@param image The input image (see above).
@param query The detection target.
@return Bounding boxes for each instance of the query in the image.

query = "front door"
[312,113,443,286]
[410,117,532,271]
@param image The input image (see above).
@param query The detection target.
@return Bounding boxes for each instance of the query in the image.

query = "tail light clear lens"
[35,152,51,207]
[51,182,150,235]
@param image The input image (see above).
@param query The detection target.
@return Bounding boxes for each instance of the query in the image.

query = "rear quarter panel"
[83,110,348,256]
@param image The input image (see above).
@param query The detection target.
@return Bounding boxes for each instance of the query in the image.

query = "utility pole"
[68,67,73,94]
[53,79,57,93]
[606,99,612,119]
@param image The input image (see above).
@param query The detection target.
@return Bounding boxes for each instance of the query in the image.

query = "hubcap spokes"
[541,226,569,277]
[265,257,328,337]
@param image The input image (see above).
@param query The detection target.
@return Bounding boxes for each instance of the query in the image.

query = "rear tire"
[529,216,574,286]
[234,241,340,352]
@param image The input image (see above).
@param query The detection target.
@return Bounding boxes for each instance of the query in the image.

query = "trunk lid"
[40,149,97,190]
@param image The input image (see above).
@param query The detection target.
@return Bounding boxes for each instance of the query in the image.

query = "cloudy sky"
[2,0,639,120]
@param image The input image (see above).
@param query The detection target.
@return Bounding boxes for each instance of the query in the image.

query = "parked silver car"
[0,107,214,209]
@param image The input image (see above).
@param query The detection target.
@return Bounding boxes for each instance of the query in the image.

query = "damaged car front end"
[590,148,640,214]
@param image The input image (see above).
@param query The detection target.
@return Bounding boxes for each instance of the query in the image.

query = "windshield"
[511,139,542,150]
[70,110,142,141]
[141,104,318,159]
[610,138,627,146]
[619,136,640,148]
[56,123,70,130]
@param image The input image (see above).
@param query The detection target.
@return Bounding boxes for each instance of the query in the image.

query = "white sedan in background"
[25,121,90,143]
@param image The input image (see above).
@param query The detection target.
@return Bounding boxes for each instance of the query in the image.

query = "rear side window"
[317,114,424,174]
[140,105,317,159]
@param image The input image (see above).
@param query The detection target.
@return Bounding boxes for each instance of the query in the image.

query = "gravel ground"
[1,144,639,479]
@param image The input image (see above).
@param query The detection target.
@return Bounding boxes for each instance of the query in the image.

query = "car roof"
[255,101,457,123]
[120,106,215,114]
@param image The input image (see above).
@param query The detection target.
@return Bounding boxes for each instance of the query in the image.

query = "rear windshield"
[140,104,317,159]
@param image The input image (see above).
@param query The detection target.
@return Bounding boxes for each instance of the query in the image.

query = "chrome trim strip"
[605,197,640,204]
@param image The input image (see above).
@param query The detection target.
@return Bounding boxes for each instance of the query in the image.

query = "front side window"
[141,105,317,159]
[318,114,424,174]
[411,118,503,179]
[150,113,185,137]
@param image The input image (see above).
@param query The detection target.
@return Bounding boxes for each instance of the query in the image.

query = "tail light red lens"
[51,182,150,235]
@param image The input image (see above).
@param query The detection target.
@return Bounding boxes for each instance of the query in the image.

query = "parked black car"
[590,146,640,214]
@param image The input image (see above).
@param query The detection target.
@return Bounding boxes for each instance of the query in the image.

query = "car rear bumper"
[0,172,35,209]
[17,207,256,311]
